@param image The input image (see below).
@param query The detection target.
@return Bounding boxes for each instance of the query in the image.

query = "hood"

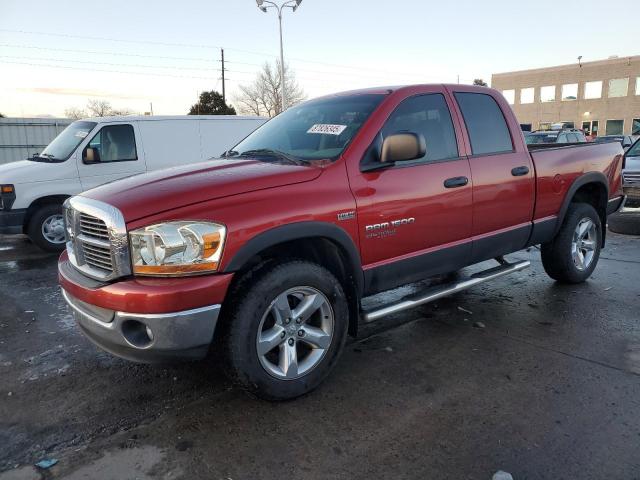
[0,159,77,185]
[83,158,322,222]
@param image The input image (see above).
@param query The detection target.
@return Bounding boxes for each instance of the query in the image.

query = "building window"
[606,119,624,135]
[582,120,599,137]
[502,90,515,105]
[562,83,578,101]
[584,81,602,99]
[608,78,628,98]
[633,119,640,136]
[540,86,555,102]
[520,88,534,104]
[636,78,640,95]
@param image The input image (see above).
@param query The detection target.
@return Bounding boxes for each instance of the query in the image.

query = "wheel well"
[230,237,361,337]
[24,195,69,231]
[570,182,607,244]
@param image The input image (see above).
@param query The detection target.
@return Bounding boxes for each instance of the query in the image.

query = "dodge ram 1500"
[58,84,625,400]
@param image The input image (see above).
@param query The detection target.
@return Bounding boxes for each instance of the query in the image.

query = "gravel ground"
[1,230,639,480]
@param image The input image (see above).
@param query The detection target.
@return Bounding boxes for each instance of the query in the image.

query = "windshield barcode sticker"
[307,124,348,136]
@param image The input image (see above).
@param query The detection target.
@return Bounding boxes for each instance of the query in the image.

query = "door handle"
[444,176,469,188]
[511,166,530,176]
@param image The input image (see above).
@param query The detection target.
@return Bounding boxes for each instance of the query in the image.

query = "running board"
[362,258,530,323]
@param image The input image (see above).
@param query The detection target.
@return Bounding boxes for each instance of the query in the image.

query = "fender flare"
[222,221,364,296]
[554,171,608,236]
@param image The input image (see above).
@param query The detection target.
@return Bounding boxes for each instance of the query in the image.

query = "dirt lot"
[1,231,639,479]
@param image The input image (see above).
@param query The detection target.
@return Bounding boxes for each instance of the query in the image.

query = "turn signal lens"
[129,221,226,276]
[1,185,14,193]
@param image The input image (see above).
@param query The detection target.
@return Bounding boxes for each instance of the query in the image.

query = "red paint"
[60,85,624,314]
[59,251,234,313]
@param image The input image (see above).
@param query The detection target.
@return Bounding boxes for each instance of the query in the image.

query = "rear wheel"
[222,260,349,401]
[27,204,66,252]
[541,203,602,283]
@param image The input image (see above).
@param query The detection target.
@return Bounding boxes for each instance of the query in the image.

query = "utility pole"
[221,48,226,103]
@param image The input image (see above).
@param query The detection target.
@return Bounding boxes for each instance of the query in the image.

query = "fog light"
[121,320,154,349]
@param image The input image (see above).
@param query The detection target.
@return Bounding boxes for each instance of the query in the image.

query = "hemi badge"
[337,211,356,221]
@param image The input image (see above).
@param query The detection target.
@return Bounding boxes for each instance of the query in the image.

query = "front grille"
[64,197,131,281]
[79,213,110,241]
[623,172,640,187]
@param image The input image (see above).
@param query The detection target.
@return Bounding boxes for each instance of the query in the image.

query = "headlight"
[129,221,226,276]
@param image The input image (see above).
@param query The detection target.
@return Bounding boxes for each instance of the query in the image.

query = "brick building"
[491,55,640,136]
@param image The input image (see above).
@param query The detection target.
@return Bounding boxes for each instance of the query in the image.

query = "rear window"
[454,92,513,155]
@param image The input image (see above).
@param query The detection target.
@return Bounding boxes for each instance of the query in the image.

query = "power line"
[0,28,439,79]
[0,60,218,80]
[0,43,216,62]
[0,28,223,50]
[0,54,221,72]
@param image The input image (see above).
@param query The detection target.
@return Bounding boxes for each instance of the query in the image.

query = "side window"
[454,92,514,155]
[85,124,137,163]
[557,133,568,144]
[381,94,458,163]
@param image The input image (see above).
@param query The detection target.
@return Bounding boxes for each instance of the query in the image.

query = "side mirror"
[83,147,100,164]
[380,132,426,164]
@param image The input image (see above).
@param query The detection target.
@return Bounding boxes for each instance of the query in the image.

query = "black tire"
[541,203,602,284]
[608,212,640,236]
[221,260,349,401]
[27,204,66,253]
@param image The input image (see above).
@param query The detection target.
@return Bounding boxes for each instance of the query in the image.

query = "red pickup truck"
[58,84,624,400]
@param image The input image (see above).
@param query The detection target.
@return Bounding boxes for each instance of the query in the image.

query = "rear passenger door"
[450,90,535,263]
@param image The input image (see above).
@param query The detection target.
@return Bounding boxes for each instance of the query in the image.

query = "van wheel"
[541,203,602,284]
[222,260,349,401]
[27,204,66,252]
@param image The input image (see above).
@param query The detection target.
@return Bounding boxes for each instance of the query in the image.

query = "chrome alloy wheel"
[41,214,66,244]
[256,286,334,380]
[571,217,597,271]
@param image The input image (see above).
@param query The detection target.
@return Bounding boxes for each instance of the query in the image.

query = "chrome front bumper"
[62,289,221,363]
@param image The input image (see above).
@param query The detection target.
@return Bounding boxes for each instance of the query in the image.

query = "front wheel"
[541,202,602,284]
[27,204,66,252]
[222,260,349,401]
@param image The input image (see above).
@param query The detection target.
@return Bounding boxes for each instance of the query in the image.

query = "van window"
[32,121,97,163]
[86,124,137,163]
[454,92,514,155]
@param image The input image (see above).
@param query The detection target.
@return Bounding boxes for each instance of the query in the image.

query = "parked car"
[622,138,640,208]
[593,135,635,149]
[58,84,624,400]
[0,115,266,251]
[525,129,587,145]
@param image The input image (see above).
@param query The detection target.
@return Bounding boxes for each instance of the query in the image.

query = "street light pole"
[256,0,302,113]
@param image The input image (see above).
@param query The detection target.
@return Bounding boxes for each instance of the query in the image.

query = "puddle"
[61,445,170,480]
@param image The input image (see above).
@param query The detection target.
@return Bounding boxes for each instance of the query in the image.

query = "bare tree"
[472,78,488,87]
[86,99,113,117]
[64,107,87,120]
[235,60,305,117]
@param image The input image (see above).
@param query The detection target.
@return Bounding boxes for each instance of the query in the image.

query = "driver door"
[349,90,473,294]
[77,122,147,191]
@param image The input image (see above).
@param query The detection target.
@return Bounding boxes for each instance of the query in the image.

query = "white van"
[0,115,266,251]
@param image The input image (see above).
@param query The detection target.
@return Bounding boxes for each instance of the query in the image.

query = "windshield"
[32,121,97,163]
[227,94,386,161]
[627,139,640,157]
[525,133,558,144]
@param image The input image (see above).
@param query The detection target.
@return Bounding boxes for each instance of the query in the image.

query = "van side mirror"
[83,147,100,164]
[380,133,426,163]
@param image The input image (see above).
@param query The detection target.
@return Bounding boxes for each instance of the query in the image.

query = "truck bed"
[529,141,624,220]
